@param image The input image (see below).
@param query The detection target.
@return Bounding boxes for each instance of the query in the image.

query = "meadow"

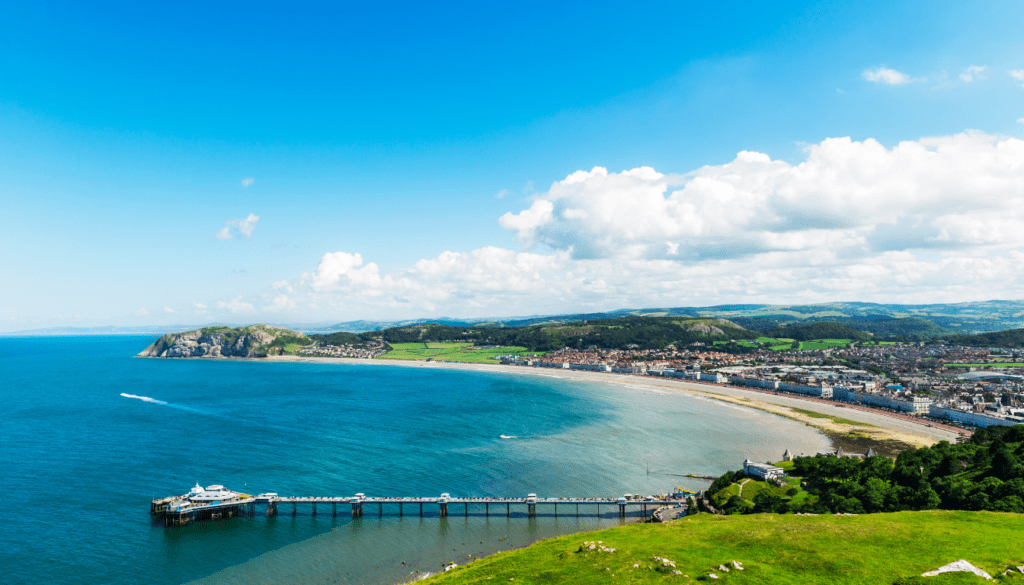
[426,511,1024,584]
[381,342,534,363]
[945,363,1024,368]
[750,336,856,351]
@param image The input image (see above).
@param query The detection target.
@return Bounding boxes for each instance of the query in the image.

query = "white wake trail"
[120,393,168,405]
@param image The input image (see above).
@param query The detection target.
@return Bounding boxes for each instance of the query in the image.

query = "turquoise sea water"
[0,336,830,585]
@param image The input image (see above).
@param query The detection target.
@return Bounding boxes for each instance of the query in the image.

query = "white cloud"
[216,213,260,240]
[135,307,149,316]
[278,132,1024,315]
[301,251,384,292]
[495,189,508,199]
[265,294,296,311]
[217,296,255,313]
[241,177,255,187]
[959,65,987,83]
[193,301,208,310]
[163,306,176,313]
[1011,70,1024,87]
[862,67,914,85]
[500,132,1024,261]
[272,280,294,293]
[1018,118,1024,124]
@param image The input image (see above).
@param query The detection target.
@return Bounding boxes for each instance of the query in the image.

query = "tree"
[991,447,1019,480]
[752,492,787,514]
[858,477,891,513]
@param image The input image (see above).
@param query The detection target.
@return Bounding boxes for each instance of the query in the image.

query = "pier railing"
[152,492,688,527]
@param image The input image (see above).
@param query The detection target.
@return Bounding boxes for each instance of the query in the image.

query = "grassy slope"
[426,511,1024,584]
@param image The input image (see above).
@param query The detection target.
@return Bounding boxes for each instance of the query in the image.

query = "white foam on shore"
[120,393,167,405]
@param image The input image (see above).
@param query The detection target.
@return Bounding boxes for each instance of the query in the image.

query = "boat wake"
[499,434,517,439]
[120,393,206,414]
[120,393,167,405]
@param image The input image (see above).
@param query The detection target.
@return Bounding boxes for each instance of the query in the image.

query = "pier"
[153,491,688,527]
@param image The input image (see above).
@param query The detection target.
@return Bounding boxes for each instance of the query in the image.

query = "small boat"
[499,434,516,439]
[187,483,239,503]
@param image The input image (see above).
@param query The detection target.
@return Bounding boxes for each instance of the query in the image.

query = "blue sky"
[3,0,1024,331]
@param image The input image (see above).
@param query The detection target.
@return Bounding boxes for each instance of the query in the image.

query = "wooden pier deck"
[153,492,689,527]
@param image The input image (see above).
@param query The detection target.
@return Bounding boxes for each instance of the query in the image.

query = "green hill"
[354,316,760,353]
[737,316,952,341]
[707,425,1024,517]
[138,324,312,357]
[761,321,872,342]
[425,510,1024,584]
[944,328,1024,349]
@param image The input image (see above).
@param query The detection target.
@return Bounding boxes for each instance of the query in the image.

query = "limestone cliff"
[137,325,308,358]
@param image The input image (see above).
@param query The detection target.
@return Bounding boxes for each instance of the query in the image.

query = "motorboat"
[187,483,239,503]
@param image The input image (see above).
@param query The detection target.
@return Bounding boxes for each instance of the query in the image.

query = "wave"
[120,393,167,405]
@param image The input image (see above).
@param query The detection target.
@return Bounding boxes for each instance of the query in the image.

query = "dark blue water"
[0,336,829,584]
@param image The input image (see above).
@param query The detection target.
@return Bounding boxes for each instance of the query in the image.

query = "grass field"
[713,340,760,348]
[752,337,854,351]
[755,336,795,344]
[426,511,1024,584]
[788,407,877,427]
[797,338,853,350]
[945,363,1024,368]
[381,342,533,363]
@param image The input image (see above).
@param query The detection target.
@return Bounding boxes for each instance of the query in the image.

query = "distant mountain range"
[6,300,1024,336]
[311,300,1024,335]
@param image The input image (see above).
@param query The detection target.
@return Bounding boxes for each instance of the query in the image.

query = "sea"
[0,336,831,585]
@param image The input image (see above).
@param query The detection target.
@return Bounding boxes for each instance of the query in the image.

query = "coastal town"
[293,339,389,359]
[492,341,1024,430]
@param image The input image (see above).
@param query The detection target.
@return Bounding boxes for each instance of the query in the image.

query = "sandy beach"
[268,356,964,454]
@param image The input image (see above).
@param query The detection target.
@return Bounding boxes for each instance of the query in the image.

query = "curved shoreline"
[266,356,962,452]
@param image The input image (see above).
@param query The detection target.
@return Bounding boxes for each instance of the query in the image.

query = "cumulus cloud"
[241,177,255,187]
[959,65,987,83]
[265,294,296,311]
[1011,70,1024,87]
[499,132,1024,261]
[193,301,208,310]
[163,306,176,313]
[862,67,914,85]
[217,296,255,313]
[216,213,260,240]
[278,132,1024,315]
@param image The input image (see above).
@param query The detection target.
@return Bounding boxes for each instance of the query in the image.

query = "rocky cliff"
[137,325,308,358]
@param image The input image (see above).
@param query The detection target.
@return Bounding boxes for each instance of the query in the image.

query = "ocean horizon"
[0,336,830,585]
